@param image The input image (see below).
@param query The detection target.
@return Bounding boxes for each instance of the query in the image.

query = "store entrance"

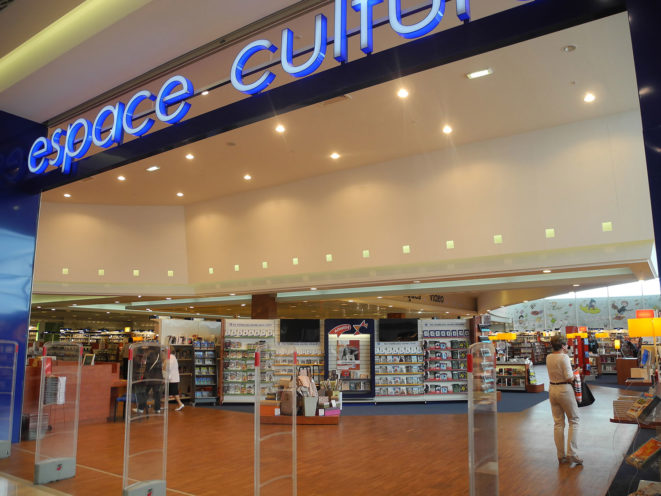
[20,7,656,496]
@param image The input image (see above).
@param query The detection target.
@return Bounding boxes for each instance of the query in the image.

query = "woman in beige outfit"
[546,336,582,465]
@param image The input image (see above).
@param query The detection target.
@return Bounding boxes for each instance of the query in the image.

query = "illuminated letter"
[282,15,327,77]
[334,0,348,62]
[48,128,66,168]
[93,102,126,148]
[27,137,52,174]
[351,0,383,54]
[155,75,194,124]
[123,90,156,137]
[389,0,445,39]
[231,40,278,95]
[456,0,470,21]
[63,118,92,174]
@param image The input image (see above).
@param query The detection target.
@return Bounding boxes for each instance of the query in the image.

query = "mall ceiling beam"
[20,0,626,195]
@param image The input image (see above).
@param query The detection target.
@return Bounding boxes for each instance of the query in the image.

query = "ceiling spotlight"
[330,152,341,160]
[243,174,252,180]
[63,193,71,198]
[185,153,194,160]
[176,192,184,197]
[562,45,577,53]
[542,269,552,273]
[310,287,317,291]
[397,88,409,98]
[573,284,581,287]
[146,166,160,172]
[466,68,493,79]
[442,125,453,135]
[584,92,596,103]
[275,124,286,133]
[117,175,126,181]
[201,90,209,96]
[229,293,236,296]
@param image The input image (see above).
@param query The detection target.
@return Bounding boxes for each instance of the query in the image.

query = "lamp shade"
[595,332,610,338]
[614,339,621,350]
[627,318,661,337]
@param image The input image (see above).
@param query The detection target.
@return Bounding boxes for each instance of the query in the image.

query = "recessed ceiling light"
[573,284,580,287]
[414,280,421,284]
[229,293,236,296]
[523,300,528,303]
[377,296,383,299]
[244,174,252,180]
[146,166,159,172]
[562,45,576,53]
[275,124,286,133]
[442,125,453,135]
[176,192,184,197]
[185,153,194,160]
[584,92,596,103]
[166,297,172,300]
[63,193,71,198]
[117,175,126,181]
[542,269,552,273]
[397,88,409,98]
[330,152,340,160]
[310,287,317,291]
[201,90,209,96]
[241,303,246,307]
[466,68,493,79]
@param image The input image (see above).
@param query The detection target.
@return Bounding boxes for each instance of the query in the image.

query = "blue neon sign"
[27,0,471,175]
[28,75,193,175]
[230,0,471,95]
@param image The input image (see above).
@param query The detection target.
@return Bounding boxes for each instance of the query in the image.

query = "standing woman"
[546,335,582,465]
[169,345,185,411]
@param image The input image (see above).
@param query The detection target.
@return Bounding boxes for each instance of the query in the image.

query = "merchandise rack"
[421,320,471,400]
[193,342,218,405]
[222,331,276,403]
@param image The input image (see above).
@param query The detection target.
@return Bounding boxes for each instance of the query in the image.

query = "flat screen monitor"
[279,319,320,343]
[378,319,419,341]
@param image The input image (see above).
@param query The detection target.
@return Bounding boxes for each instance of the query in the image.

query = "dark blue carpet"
[207,390,549,415]
[606,428,657,496]
[592,374,649,392]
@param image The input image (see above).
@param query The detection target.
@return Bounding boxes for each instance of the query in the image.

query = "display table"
[260,415,339,425]
[618,358,639,385]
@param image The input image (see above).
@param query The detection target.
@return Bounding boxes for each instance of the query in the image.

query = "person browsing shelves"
[546,335,582,466]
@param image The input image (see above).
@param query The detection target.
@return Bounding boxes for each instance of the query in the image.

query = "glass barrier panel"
[0,340,18,458]
[468,342,499,496]
[34,342,82,484]
[255,347,297,496]
[122,343,169,496]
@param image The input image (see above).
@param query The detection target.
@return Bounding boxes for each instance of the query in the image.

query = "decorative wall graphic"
[503,293,661,331]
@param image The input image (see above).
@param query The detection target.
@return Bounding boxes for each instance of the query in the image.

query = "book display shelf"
[375,342,424,400]
[222,319,276,404]
[421,320,471,400]
[324,319,375,399]
[193,341,218,405]
[273,344,324,382]
[495,362,528,391]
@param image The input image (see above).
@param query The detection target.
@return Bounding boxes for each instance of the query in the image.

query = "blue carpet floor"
[209,390,549,415]
[592,373,649,392]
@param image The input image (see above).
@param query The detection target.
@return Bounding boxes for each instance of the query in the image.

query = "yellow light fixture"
[628,317,661,337]
[595,332,610,338]
[614,339,621,350]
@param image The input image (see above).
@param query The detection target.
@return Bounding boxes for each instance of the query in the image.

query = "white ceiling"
[37,12,639,206]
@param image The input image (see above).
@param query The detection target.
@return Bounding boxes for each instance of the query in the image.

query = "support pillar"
[251,294,278,319]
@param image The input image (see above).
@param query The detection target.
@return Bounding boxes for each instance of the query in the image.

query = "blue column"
[627,0,661,280]
[0,111,44,442]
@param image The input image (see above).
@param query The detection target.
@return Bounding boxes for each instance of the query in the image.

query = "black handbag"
[576,381,595,407]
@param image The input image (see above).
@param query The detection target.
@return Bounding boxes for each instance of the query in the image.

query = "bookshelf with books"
[273,344,324,381]
[495,362,528,391]
[375,342,425,401]
[193,341,218,405]
[511,341,547,364]
[222,319,276,404]
[421,320,471,401]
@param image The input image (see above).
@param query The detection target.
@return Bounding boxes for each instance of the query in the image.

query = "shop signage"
[27,75,193,175]
[231,0,471,94]
[26,0,471,175]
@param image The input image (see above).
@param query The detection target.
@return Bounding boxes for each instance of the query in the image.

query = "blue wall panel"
[0,111,44,442]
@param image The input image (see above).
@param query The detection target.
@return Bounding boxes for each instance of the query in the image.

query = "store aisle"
[0,385,638,496]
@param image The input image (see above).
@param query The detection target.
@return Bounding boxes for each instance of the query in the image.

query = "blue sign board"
[27,0,471,175]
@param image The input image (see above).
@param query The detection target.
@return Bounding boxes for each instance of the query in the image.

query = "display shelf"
[421,323,471,401]
[376,372,421,375]
[192,342,218,406]
[375,362,423,365]
[425,379,468,382]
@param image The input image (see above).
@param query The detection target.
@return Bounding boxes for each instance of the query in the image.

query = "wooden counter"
[617,358,639,385]
[23,362,120,425]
